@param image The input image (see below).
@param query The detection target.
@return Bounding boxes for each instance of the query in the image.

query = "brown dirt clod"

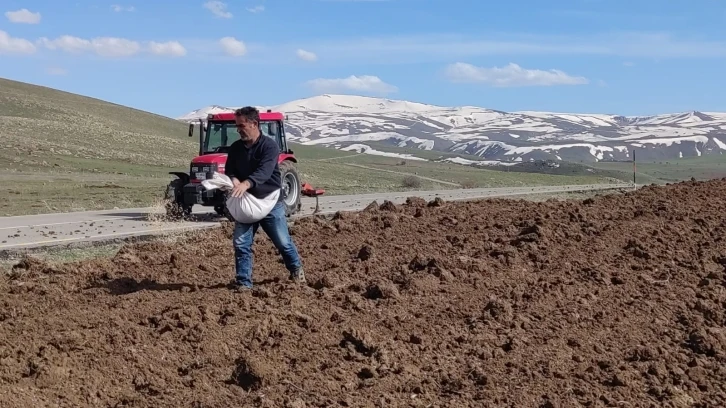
[2,179,726,406]
[378,200,398,212]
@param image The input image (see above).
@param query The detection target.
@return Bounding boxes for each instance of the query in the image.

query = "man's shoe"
[231,281,252,292]
[290,267,306,284]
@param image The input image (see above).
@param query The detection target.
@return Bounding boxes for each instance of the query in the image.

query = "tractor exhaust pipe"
[198,120,205,156]
[188,120,205,155]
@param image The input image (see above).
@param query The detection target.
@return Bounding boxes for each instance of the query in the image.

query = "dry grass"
[401,175,422,188]
[0,78,195,170]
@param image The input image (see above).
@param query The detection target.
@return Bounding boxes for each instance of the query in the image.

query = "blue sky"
[1,0,725,118]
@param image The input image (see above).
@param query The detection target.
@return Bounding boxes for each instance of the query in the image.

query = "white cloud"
[38,35,189,58]
[297,32,726,64]
[296,49,317,62]
[46,67,68,76]
[5,8,41,24]
[0,30,36,54]
[204,1,232,18]
[111,5,136,12]
[445,62,588,87]
[305,75,397,95]
[219,37,247,56]
[148,41,187,57]
[38,35,141,57]
[247,5,264,13]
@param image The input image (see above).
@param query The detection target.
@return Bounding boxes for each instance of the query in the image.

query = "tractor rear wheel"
[164,178,191,220]
[279,160,302,217]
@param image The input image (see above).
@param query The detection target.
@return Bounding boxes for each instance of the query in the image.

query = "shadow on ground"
[86,276,283,295]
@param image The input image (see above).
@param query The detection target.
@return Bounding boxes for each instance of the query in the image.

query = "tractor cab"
[165,110,312,219]
[190,111,290,156]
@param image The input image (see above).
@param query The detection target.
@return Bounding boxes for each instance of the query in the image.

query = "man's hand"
[231,180,251,198]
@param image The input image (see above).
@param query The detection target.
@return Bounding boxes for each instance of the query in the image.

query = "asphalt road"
[0,183,630,251]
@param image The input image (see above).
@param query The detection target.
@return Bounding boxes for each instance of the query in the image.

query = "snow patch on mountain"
[274,94,440,113]
[177,105,241,122]
[340,144,427,161]
[440,157,519,167]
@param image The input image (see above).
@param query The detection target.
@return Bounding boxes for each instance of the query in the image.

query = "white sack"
[201,172,235,191]
[201,172,280,224]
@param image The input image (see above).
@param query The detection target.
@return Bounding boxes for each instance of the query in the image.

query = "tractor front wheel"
[215,194,235,223]
[279,160,302,217]
[164,178,192,220]
[214,205,225,216]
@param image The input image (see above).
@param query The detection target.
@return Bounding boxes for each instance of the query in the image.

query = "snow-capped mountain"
[178,94,726,163]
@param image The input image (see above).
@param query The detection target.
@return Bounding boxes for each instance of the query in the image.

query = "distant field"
[1,77,621,216]
[337,140,726,185]
[290,143,618,191]
[498,160,664,185]
[589,155,726,183]
[327,153,616,188]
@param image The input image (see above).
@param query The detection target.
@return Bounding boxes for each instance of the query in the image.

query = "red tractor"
[165,110,321,220]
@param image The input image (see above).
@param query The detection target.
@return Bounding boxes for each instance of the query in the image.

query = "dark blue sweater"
[224,133,282,200]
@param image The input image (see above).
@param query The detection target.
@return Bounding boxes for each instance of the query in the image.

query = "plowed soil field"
[2,179,726,407]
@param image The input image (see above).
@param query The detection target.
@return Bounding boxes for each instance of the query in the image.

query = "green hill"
[0,77,203,216]
[0,77,195,170]
[0,77,619,216]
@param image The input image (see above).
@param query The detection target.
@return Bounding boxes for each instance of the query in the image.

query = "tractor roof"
[207,111,284,121]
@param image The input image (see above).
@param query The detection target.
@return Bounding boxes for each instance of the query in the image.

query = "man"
[224,106,305,290]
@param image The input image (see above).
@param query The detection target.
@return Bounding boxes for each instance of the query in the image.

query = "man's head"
[234,106,260,143]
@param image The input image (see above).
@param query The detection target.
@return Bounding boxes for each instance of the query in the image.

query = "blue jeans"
[232,201,302,288]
